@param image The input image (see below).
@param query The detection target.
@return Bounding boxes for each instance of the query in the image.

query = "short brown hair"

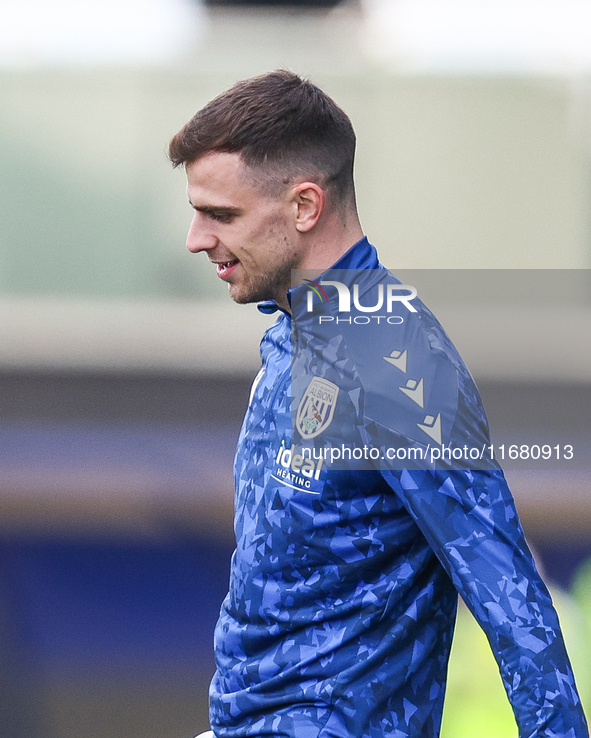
[168,70,356,207]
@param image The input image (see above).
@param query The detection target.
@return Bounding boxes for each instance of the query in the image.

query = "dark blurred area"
[0,370,249,738]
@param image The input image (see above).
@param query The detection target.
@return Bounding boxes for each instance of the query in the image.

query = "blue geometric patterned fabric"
[209,238,587,738]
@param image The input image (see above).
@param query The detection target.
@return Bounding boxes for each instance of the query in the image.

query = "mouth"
[214,259,240,280]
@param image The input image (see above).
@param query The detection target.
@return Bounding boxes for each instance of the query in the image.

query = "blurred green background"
[0,1,590,737]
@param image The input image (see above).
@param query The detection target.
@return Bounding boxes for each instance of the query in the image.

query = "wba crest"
[296,377,340,439]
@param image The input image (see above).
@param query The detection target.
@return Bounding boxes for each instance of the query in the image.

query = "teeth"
[216,260,237,270]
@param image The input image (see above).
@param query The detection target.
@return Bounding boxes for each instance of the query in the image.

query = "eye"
[209,211,235,224]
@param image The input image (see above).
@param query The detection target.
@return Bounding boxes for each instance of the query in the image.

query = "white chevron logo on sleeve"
[383,349,407,373]
[399,378,424,407]
[417,413,442,445]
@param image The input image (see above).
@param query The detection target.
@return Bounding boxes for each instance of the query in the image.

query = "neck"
[274,210,364,312]
[298,209,364,273]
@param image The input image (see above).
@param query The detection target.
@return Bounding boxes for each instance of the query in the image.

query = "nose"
[186,212,218,254]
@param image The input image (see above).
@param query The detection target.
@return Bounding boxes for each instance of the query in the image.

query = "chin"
[227,277,274,305]
[228,285,261,305]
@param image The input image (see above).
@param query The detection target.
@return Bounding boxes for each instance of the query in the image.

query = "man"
[169,71,587,738]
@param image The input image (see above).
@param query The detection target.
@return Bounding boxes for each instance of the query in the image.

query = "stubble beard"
[228,254,299,306]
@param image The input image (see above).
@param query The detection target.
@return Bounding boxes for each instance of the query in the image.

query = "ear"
[292,182,325,232]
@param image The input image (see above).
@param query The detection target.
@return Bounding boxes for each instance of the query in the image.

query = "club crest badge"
[296,377,340,439]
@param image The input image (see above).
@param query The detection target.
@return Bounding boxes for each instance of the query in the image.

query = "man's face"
[185,152,300,307]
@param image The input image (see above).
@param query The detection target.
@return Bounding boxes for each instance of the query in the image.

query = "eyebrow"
[189,202,242,216]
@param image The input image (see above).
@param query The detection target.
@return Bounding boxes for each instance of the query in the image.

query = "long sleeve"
[383,467,588,738]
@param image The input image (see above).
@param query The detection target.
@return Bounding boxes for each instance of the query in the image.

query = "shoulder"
[290,260,491,453]
[334,268,489,449]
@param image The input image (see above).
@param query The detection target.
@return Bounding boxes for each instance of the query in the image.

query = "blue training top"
[209,237,587,738]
